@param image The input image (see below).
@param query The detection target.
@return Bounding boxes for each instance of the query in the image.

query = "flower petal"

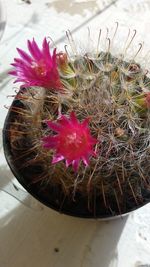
[27,39,42,61]
[52,155,64,164]
[17,48,32,63]
[72,159,80,171]
[46,121,62,132]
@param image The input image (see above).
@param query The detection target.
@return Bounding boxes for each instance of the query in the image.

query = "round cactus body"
[4,25,150,217]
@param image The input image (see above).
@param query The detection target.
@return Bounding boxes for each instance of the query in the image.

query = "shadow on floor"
[0,199,128,267]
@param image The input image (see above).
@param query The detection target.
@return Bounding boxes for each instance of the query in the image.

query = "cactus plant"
[3,25,150,218]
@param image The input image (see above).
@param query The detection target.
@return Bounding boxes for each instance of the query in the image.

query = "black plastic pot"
[3,89,150,219]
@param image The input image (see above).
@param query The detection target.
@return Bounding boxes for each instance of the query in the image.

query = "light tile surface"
[0,1,150,266]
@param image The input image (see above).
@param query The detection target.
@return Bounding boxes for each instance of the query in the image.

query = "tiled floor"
[0,1,150,266]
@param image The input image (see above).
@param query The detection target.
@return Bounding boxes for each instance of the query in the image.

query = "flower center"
[31,61,47,77]
[61,131,87,159]
[67,132,83,147]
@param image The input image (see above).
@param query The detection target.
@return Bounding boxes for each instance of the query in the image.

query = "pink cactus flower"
[42,112,98,171]
[9,38,63,90]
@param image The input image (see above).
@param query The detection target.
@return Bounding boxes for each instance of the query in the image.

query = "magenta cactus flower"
[42,112,98,171]
[9,38,62,90]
